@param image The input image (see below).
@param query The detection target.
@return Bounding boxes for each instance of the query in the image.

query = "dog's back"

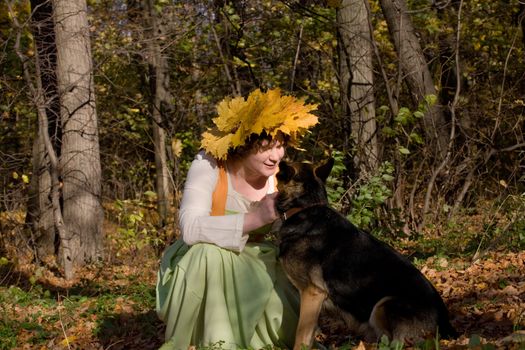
[276,159,457,345]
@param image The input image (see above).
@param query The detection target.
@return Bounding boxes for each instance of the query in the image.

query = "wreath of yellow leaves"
[201,88,319,159]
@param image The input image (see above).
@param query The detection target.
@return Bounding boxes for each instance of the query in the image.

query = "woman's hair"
[227,131,289,160]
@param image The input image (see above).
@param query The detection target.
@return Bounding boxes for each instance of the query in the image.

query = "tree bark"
[26,0,60,261]
[212,1,242,96]
[337,0,379,173]
[379,0,449,158]
[143,0,173,227]
[53,0,103,274]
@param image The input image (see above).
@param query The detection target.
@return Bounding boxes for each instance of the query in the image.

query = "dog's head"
[276,158,334,213]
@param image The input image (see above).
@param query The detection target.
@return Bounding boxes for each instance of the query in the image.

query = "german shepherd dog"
[275,159,457,350]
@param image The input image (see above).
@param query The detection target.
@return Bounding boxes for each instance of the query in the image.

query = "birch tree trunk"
[337,0,379,174]
[53,0,103,274]
[379,0,449,158]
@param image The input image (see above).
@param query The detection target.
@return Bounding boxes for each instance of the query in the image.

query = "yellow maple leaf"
[214,96,245,132]
[60,335,77,346]
[201,88,319,159]
[201,130,234,159]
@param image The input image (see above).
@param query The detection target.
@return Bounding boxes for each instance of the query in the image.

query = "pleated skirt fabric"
[156,240,299,350]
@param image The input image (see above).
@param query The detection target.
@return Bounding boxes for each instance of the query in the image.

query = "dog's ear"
[277,161,295,183]
[315,158,334,183]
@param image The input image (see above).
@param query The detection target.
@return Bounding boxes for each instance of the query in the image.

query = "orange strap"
[211,165,228,216]
[211,163,278,216]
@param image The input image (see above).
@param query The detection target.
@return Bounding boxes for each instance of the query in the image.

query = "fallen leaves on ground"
[1,246,524,349]
[320,251,525,349]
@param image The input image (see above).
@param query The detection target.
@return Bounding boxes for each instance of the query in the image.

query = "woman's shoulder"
[192,150,225,170]
[194,150,218,165]
[185,151,221,189]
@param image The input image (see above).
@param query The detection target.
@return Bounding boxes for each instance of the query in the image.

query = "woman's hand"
[243,192,279,233]
[253,192,279,223]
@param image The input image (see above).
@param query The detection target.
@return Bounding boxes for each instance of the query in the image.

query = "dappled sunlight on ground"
[0,210,524,349]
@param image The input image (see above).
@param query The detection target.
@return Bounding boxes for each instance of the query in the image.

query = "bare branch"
[420,0,463,228]
[290,24,304,91]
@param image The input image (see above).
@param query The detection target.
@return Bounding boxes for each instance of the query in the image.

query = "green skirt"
[156,240,299,350]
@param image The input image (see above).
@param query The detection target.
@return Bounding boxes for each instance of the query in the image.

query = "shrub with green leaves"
[112,199,161,255]
[325,150,395,234]
[325,150,347,209]
[347,161,394,231]
[379,94,437,156]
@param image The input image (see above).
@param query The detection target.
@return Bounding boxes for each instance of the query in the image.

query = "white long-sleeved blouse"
[178,151,276,252]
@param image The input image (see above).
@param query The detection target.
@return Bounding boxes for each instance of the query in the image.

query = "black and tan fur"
[275,159,457,350]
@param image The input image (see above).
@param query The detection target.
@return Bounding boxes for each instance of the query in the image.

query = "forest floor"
[0,209,524,350]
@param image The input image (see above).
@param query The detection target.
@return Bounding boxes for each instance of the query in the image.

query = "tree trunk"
[337,0,379,174]
[143,0,172,227]
[53,0,103,274]
[26,0,60,261]
[519,4,525,47]
[379,0,449,158]
[212,1,242,96]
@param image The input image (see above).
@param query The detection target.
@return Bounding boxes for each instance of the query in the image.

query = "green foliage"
[347,162,395,231]
[0,1,36,209]
[503,193,525,250]
[468,334,497,350]
[378,335,404,350]
[325,150,347,209]
[470,192,525,253]
[402,190,525,259]
[324,151,395,234]
[415,335,442,350]
[112,199,162,254]
[173,130,201,182]
[0,319,17,350]
[0,286,56,348]
[0,268,160,349]
[379,94,436,156]
[1,285,42,306]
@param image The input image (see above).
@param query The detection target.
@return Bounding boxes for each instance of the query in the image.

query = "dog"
[275,158,457,350]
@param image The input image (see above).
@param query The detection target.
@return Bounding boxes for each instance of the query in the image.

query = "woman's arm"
[178,152,248,251]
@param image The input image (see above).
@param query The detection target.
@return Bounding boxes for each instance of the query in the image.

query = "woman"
[156,88,319,349]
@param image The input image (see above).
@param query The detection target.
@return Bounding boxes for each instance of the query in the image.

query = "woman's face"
[243,139,285,178]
